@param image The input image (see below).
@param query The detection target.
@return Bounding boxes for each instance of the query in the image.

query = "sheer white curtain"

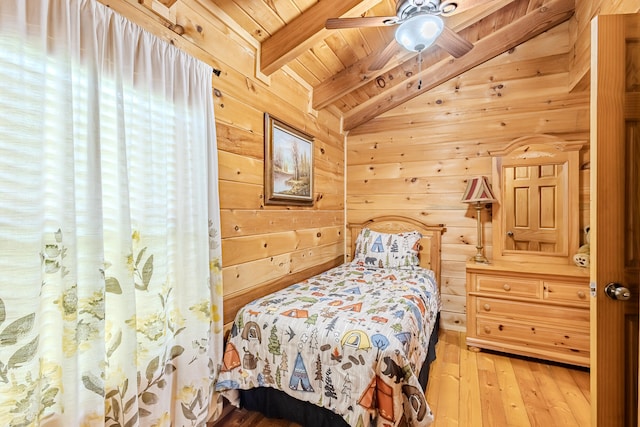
[0,0,224,425]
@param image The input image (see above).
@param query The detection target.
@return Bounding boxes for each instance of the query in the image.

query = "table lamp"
[461,176,497,263]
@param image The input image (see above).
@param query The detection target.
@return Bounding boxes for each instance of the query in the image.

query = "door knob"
[604,282,631,301]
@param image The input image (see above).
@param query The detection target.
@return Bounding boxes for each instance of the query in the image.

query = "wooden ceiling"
[205,0,575,132]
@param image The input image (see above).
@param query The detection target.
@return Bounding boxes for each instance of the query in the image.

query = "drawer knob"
[483,303,491,311]
[503,283,511,291]
[577,291,586,299]
[484,326,491,334]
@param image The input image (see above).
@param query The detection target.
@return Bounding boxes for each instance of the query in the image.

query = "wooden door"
[591,13,640,427]
[504,164,566,253]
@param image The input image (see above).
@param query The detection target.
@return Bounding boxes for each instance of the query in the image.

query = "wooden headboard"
[348,216,445,286]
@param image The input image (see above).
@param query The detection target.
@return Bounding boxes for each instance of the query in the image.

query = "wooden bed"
[217,216,445,427]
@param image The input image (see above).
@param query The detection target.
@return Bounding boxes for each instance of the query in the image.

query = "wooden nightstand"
[465,260,591,367]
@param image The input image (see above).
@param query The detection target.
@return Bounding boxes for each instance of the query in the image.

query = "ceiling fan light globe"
[394,14,444,52]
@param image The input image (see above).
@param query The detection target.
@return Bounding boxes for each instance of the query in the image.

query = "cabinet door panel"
[491,135,583,264]
[504,164,565,253]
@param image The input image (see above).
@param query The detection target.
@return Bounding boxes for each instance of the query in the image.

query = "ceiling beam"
[260,0,381,76]
[343,0,575,132]
[312,0,515,110]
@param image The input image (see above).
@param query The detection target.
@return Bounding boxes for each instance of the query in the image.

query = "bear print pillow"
[353,228,422,269]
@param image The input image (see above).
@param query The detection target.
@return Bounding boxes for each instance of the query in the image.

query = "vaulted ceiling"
[204,0,574,132]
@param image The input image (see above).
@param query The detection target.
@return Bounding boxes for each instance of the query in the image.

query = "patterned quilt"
[216,263,440,427]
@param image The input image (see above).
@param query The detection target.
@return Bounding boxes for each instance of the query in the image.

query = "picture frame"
[264,113,314,206]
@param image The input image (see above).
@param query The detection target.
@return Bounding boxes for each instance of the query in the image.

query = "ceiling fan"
[325,0,474,70]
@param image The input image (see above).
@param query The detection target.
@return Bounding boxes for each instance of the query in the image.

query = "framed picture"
[264,113,314,206]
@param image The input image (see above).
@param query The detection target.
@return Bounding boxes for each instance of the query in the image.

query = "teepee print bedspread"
[216,263,440,427]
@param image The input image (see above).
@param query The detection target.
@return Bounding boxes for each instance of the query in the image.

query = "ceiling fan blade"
[325,16,398,29]
[368,40,403,71]
[436,26,473,58]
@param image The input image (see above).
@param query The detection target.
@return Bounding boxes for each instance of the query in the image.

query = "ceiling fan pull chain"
[418,51,423,90]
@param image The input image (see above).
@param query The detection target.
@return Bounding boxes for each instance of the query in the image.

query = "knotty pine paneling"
[222,225,343,266]
[348,176,474,196]
[569,0,640,91]
[98,0,606,333]
[101,0,346,325]
[350,100,588,140]
[347,157,493,181]
[216,122,264,159]
[221,210,343,239]
[223,241,343,296]
[347,23,591,332]
[218,151,264,185]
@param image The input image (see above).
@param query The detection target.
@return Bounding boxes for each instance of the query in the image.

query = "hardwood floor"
[211,330,591,427]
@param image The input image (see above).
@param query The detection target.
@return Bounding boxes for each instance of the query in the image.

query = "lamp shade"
[394,14,444,52]
[461,176,497,204]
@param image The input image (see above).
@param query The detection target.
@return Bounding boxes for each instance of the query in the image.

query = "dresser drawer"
[475,317,590,352]
[543,281,589,306]
[475,275,540,298]
[475,297,590,325]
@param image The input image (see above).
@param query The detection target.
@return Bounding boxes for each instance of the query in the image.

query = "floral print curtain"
[0,0,224,425]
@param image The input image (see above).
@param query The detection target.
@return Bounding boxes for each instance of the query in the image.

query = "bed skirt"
[238,313,441,427]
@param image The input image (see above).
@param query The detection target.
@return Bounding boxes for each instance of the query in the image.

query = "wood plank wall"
[98,0,347,325]
[96,0,638,333]
[569,0,640,91]
[345,21,591,331]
